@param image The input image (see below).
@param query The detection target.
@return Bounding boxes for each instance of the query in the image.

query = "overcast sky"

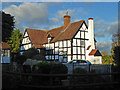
[1,1,119,54]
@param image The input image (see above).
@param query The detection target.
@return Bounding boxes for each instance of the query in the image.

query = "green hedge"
[73,68,87,74]
[32,62,68,74]
[31,62,68,85]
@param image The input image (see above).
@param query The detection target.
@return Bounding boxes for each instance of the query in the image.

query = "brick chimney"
[64,12,70,28]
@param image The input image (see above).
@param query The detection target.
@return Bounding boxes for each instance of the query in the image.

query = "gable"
[26,28,48,44]
[22,31,31,44]
[52,20,84,42]
[94,50,102,56]
[89,49,102,56]
[24,20,86,44]
[80,22,88,30]
[73,21,88,39]
[24,31,29,37]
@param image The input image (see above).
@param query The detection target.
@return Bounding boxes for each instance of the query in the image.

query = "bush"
[23,47,39,59]
[50,63,68,74]
[32,62,68,74]
[23,65,31,73]
[32,62,52,73]
[15,55,26,65]
[73,68,87,74]
[31,62,68,85]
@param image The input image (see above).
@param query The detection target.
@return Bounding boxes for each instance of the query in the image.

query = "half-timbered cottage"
[0,42,11,63]
[21,14,102,64]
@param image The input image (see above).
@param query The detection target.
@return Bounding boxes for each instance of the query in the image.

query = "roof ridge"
[71,20,85,24]
[26,28,48,32]
[26,20,84,33]
[48,26,64,32]
[51,23,71,42]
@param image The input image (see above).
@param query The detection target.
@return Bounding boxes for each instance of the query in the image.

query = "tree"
[23,47,39,59]
[15,55,26,72]
[113,46,120,66]
[101,52,114,64]
[7,29,23,54]
[111,32,120,71]
[1,11,15,42]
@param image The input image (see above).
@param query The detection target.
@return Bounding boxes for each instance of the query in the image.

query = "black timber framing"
[42,22,88,61]
[21,43,32,46]
[71,22,88,60]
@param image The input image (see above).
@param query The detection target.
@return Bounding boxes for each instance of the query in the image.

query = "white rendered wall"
[22,32,31,45]
[88,56,102,64]
[75,31,80,38]
[23,44,32,50]
[21,32,32,51]
[88,19,95,49]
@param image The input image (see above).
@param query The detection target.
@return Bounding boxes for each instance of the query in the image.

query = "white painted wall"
[21,31,32,50]
[23,44,32,50]
[88,19,95,49]
[75,31,80,38]
[22,32,31,45]
[88,56,102,64]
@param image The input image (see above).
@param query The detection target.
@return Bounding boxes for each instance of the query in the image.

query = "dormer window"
[47,34,51,38]
[47,34,52,43]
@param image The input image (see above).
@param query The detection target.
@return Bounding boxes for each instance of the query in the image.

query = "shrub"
[23,47,39,59]
[50,63,68,74]
[73,68,87,74]
[31,62,68,85]
[32,62,68,74]
[23,65,31,73]
[32,62,52,73]
[15,55,26,65]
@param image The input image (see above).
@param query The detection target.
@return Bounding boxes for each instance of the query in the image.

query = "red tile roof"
[0,42,10,49]
[26,29,48,44]
[25,20,86,46]
[52,20,85,42]
[89,49,102,56]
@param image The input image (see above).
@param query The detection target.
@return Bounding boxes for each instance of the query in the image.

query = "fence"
[65,64,112,74]
[3,71,120,89]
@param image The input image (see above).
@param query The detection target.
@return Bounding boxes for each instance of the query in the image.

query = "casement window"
[81,48,85,54]
[46,49,53,55]
[73,39,76,46]
[55,48,59,54]
[67,48,71,54]
[73,47,76,54]
[55,55,58,59]
[81,40,84,46]
[55,42,58,47]
[64,41,67,47]
[2,50,8,56]
[78,47,80,54]
[68,40,71,47]
[59,41,62,47]
[77,39,80,46]
[81,32,84,38]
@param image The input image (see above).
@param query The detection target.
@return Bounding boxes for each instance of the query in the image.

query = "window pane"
[81,40,84,46]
